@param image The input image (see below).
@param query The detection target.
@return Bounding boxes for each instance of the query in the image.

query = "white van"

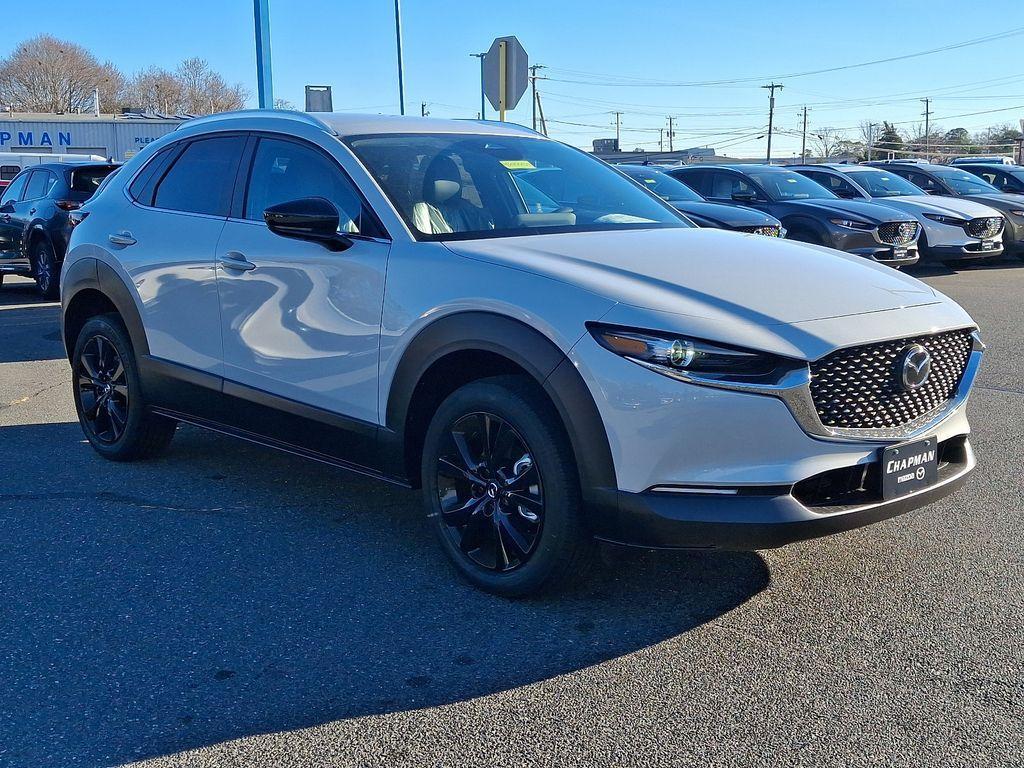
[0,152,108,189]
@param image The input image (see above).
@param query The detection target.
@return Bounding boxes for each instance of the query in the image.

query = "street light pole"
[471,53,486,120]
[394,0,406,115]
[253,0,274,108]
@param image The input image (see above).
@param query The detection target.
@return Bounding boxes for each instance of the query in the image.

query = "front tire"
[72,314,177,461]
[32,239,60,300]
[421,376,593,597]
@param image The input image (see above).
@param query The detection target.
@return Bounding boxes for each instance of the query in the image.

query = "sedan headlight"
[588,324,791,383]
[829,218,873,230]
[924,213,969,227]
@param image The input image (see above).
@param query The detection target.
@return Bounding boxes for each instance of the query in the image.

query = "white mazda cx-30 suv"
[61,111,982,595]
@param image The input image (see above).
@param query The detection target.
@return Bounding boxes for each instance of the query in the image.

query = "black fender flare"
[382,311,619,516]
[61,257,150,360]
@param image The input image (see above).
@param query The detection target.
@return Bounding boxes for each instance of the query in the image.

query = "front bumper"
[600,436,974,549]
[924,241,1003,261]
[848,244,920,265]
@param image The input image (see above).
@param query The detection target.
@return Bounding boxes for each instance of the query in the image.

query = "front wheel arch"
[383,312,618,516]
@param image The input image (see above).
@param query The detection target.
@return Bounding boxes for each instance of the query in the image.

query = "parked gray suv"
[62,111,982,596]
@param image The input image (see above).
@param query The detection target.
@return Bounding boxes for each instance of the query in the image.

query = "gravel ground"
[0,262,1021,768]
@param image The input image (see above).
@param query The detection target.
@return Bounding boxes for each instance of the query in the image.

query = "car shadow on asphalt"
[0,421,768,767]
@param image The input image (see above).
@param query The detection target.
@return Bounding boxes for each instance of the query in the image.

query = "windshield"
[618,167,703,202]
[346,133,690,240]
[846,170,923,197]
[746,170,836,201]
[932,169,999,195]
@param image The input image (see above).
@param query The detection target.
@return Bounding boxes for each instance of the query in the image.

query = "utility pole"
[659,128,664,153]
[470,53,486,120]
[529,64,546,131]
[799,106,808,163]
[762,83,783,164]
[921,98,932,158]
[394,0,406,114]
[867,122,878,161]
[667,116,674,152]
[420,101,429,117]
[612,111,623,149]
[535,89,548,136]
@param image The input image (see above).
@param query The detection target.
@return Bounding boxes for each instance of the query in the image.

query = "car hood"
[870,195,1004,220]
[443,227,940,325]
[671,200,778,228]
[963,192,1024,211]
[784,198,914,223]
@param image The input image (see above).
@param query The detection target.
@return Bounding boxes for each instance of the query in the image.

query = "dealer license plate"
[881,436,938,500]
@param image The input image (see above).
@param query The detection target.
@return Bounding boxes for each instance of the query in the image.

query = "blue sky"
[13,0,1024,157]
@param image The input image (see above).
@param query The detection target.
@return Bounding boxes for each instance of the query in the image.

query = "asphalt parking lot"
[1,262,1022,768]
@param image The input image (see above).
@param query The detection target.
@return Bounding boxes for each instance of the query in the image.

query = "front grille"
[877,221,919,246]
[739,225,782,237]
[809,329,973,430]
[967,216,1004,239]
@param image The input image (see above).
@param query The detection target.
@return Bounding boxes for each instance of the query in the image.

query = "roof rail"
[175,109,337,135]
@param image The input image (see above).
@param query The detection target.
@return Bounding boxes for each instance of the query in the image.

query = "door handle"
[28,208,36,215]
[219,251,256,272]
[108,231,137,247]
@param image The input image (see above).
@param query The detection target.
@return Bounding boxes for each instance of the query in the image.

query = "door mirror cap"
[263,197,352,251]
[731,190,758,202]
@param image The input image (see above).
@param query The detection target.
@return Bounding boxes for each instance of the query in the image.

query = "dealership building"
[0,112,192,162]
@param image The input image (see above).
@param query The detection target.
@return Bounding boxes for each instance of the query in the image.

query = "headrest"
[424,154,463,204]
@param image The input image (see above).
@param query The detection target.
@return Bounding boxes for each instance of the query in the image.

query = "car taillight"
[56,200,82,211]
[68,210,90,228]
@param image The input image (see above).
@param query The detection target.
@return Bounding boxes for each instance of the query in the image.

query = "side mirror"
[263,197,352,251]
[0,200,14,212]
[732,190,757,202]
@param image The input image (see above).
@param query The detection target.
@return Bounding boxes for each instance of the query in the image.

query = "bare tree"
[811,127,848,159]
[176,57,247,114]
[127,66,183,113]
[0,34,126,113]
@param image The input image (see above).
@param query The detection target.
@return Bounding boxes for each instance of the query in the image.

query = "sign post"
[483,36,528,121]
[253,0,274,109]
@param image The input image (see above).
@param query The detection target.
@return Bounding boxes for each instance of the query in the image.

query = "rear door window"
[23,170,55,200]
[153,135,246,216]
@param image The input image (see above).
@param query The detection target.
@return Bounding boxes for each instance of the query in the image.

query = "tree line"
[806,119,1022,162]
[0,35,247,115]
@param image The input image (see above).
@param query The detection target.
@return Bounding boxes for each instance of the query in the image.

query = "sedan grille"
[809,329,973,430]
[738,225,782,237]
[967,216,1004,239]
[877,221,920,246]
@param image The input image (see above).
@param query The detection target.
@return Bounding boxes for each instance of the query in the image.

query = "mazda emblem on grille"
[898,344,932,391]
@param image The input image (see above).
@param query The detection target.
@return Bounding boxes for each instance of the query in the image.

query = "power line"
[541,27,1024,88]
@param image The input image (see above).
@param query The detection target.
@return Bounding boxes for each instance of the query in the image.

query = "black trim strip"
[151,407,409,488]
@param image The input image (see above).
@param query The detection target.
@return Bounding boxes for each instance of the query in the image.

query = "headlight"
[829,218,873,230]
[924,213,968,227]
[588,324,790,382]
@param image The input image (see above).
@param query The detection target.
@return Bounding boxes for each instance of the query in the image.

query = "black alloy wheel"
[422,376,593,597]
[77,334,130,444]
[33,240,59,299]
[435,411,544,573]
[71,314,177,461]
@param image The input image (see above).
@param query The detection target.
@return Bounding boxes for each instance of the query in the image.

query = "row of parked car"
[615,160,1024,268]
[1,147,1022,302]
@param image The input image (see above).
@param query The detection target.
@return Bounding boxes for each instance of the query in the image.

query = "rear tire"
[32,239,60,300]
[421,376,594,597]
[72,314,177,461]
